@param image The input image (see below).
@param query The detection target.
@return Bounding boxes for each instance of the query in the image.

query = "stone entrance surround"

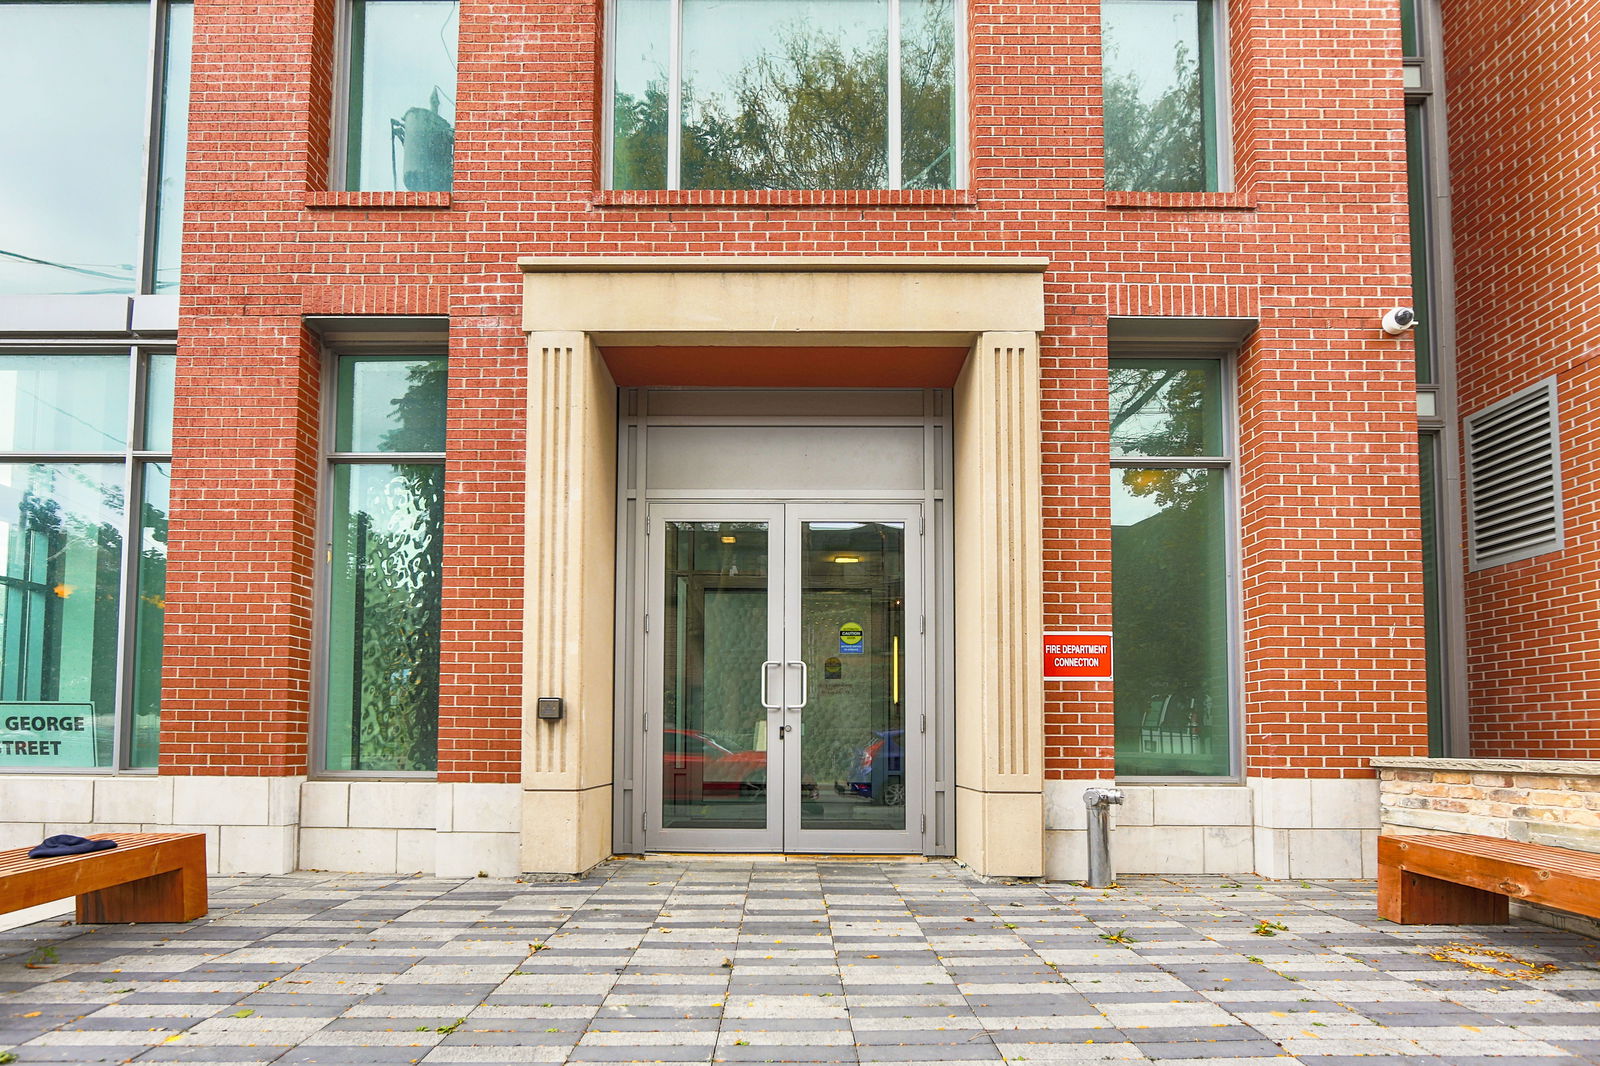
[519,256,1049,877]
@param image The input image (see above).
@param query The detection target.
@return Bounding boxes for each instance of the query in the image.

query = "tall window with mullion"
[1101,0,1225,192]
[1109,358,1233,777]
[343,0,458,192]
[0,352,173,770]
[324,355,446,773]
[0,0,192,294]
[610,0,960,190]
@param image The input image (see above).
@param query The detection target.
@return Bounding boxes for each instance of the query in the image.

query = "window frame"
[1108,347,1242,783]
[601,0,969,191]
[329,0,459,193]
[312,341,448,780]
[1100,0,1235,194]
[0,343,174,774]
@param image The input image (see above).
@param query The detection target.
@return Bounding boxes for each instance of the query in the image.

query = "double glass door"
[644,503,923,853]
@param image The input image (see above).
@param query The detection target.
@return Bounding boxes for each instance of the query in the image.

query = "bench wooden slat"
[0,833,208,923]
[1378,833,1600,925]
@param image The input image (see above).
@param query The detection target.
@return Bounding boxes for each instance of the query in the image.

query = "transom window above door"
[607,0,962,190]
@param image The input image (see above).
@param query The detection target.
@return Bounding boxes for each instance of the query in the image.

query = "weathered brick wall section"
[164,0,1428,781]
[1377,758,1600,855]
[162,324,322,774]
[1442,0,1600,757]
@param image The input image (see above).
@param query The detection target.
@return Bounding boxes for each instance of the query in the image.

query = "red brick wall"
[162,0,1428,780]
[1443,0,1600,757]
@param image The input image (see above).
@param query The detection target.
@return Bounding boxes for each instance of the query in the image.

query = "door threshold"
[631,853,928,863]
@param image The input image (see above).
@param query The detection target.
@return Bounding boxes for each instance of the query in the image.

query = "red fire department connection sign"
[1043,632,1113,680]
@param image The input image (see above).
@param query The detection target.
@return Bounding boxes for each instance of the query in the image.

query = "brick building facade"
[1,0,1579,880]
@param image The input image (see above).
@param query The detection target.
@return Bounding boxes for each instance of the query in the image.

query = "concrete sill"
[593,188,978,210]
[1105,190,1255,211]
[305,191,452,209]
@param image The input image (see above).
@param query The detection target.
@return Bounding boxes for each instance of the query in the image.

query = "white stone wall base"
[0,776,523,876]
[1043,777,1380,879]
[0,776,304,874]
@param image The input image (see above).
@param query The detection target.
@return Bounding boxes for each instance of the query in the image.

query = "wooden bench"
[0,833,207,924]
[1378,832,1600,925]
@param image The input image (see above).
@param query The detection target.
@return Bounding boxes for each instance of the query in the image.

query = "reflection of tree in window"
[1108,358,1228,777]
[613,0,955,190]
[342,361,444,772]
[1101,0,1215,193]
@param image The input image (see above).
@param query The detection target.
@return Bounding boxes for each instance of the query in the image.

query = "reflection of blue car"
[843,729,904,806]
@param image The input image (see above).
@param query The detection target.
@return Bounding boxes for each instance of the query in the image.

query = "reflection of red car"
[661,728,817,802]
[661,728,766,801]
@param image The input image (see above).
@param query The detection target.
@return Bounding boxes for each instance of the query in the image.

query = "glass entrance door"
[644,503,923,853]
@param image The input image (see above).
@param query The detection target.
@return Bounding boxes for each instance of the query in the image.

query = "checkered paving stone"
[2,863,1598,1064]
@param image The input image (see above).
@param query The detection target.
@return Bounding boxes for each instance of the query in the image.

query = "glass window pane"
[0,463,125,769]
[1418,434,1443,757]
[681,0,889,190]
[129,462,169,768]
[144,353,178,452]
[1112,467,1229,777]
[0,2,148,295]
[1102,0,1217,192]
[324,463,443,772]
[346,0,457,192]
[0,355,130,452]
[1400,0,1420,56]
[153,1,194,294]
[611,0,670,189]
[661,521,771,829]
[798,520,907,831]
[1406,102,1434,384]
[336,355,446,453]
[1109,358,1224,458]
[900,0,957,189]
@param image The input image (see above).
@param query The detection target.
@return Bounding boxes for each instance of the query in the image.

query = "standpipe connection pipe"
[1082,787,1125,888]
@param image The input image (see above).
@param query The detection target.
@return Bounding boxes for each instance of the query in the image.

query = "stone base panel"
[1043,777,1380,880]
[0,777,520,877]
[2,775,1384,879]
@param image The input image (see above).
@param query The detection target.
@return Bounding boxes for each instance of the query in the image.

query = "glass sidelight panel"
[796,520,907,831]
[1111,467,1229,776]
[660,521,772,829]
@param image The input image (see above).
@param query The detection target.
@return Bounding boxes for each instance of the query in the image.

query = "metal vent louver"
[1465,378,1564,570]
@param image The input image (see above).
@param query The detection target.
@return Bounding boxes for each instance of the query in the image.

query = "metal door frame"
[613,388,955,856]
[642,502,786,852]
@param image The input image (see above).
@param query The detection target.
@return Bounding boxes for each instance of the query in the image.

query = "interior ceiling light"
[831,554,862,564]
[720,536,736,544]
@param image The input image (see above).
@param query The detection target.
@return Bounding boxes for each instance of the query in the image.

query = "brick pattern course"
[1444,0,1600,757]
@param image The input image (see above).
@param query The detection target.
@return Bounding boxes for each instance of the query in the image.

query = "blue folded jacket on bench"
[28,835,118,858]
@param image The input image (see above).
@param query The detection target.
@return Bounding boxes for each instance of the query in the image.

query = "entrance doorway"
[645,503,923,853]
[613,387,953,856]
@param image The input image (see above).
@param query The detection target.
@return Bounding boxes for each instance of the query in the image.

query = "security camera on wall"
[1382,307,1418,335]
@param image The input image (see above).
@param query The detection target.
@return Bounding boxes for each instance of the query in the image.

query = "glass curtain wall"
[0,0,192,294]
[610,0,960,189]
[1101,0,1222,192]
[0,352,174,770]
[1109,358,1233,777]
[323,354,446,773]
[344,0,458,191]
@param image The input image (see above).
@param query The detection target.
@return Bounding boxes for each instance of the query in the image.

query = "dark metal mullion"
[136,0,169,294]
